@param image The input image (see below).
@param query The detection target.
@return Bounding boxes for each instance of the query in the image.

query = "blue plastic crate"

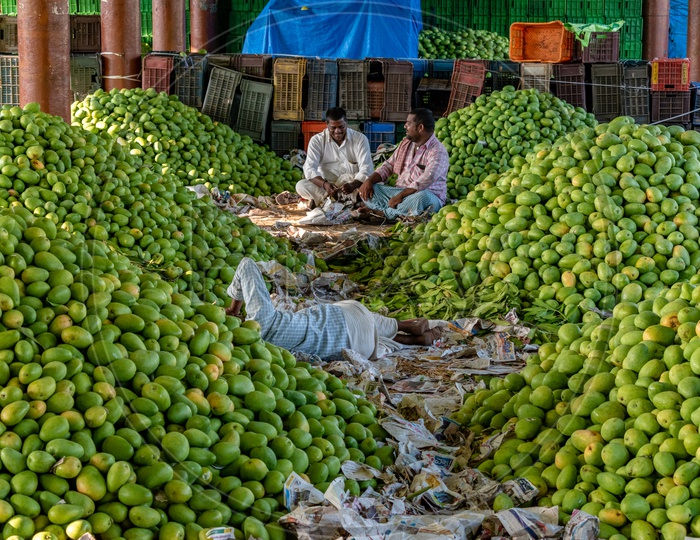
[429,59,454,80]
[362,122,395,152]
[398,58,428,92]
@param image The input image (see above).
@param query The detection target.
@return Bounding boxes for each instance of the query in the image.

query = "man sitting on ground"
[352,108,449,222]
[226,258,440,360]
[296,107,374,210]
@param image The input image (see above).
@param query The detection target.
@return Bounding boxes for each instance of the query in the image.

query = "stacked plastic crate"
[650,58,692,127]
[223,0,265,55]
[583,31,622,122]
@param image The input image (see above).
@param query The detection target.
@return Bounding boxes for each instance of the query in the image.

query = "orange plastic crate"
[302,121,327,151]
[509,21,575,63]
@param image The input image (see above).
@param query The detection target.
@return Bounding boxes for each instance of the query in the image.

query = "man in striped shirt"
[353,108,449,222]
[226,258,441,360]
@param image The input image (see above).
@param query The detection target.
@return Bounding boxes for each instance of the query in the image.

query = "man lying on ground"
[226,258,440,360]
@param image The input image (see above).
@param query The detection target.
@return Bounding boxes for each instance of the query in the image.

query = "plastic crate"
[546,0,567,18]
[621,17,643,47]
[0,0,14,14]
[395,122,406,141]
[70,53,101,100]
[651,58,690,92]
[70,15,100,53]
[446,70,483,115]
[173,55,207,109]
[451,59,487,82]
[428,59,454,80]
[202,66,242,124]
[305,59,338,121]
[398,58,428,92]
[230,54,272,78]
[272,58,306,121]
[510,21,575,63]
[581,32,620,63]
[415,78,452,118]
[206,54,233,70]
[77,0,100,13]
[621,43,643,61]
[490,61,520,92]
[553,63,585,109]
[623,0,642,17]
[520,63,552,94]
[301,120,327,151]
[590,63,622,122]
[622,61,649,124]
[142,54,175,94]
[271,121,302,157]
[0,54,18,106]
[527,0,547,19]
[140,0,151,11]
[381,60,413,122]
[490,16,509,37]
[651,91,691,126]
[362,122,395,153]
[693,84,700,127]
[583,0,604,17]
[140,12,152,40]
[235,78,273,142]
[508,0,527,19]
[367,80,384,120]
[338,60,369,120]
[0,15,16,53]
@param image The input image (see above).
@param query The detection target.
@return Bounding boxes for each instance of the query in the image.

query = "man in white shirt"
[296,107,374,209]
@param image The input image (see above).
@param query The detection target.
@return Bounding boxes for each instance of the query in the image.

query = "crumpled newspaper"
[481,507,561,539]
[299,198,354,226]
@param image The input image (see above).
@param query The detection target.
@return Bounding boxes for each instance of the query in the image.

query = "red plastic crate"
[367,80,384,120]
[581,31,619,63]
[445,70,484,115]
[451,59,488,82]
[301,120,327,151]
[651,58,690,91]
[142,54,175,94]
[509,21,575,63]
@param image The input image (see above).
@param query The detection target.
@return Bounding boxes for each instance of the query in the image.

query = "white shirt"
[303,128,374,183]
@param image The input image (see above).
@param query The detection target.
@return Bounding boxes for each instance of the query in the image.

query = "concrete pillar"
[688,0,700,80]
[643,0,670,60]
[101,0,142,91]
[153,0,186,52]
[190,0,218,53]
[17,0,71,120]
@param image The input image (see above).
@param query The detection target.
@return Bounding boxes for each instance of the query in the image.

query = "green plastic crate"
[546,0,567,19]
[140,0,151,11]
[77,0,100,14]
[508,0,527,21]
[566,0,585,18]
[605,0,623,17]
[623,0,642,17]
[527,0,547,19]
[584,0,605,17]
[621,17,643,46]
[472,14,489,31]
[490,16,509,36]
[472,0,490,16]
[621,43,643,60]
[491,0,508,17]
[0,0,14,14]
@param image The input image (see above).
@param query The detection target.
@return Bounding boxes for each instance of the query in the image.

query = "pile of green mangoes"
[71,88,303,197]
[418,28,510,60]
[0,100,307,307]
[373,118,700,323]
[437,86,596,198]
[455,280,700,540]
[0,205,391,540]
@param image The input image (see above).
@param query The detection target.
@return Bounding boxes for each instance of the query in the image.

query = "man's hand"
[388,194,405,208]
[341,180,362,195]
[323,182,338,199]
[359,180,375,201]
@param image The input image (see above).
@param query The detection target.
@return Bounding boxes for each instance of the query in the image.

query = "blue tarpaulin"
[242,0,423,59]
[669,0,687,58]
